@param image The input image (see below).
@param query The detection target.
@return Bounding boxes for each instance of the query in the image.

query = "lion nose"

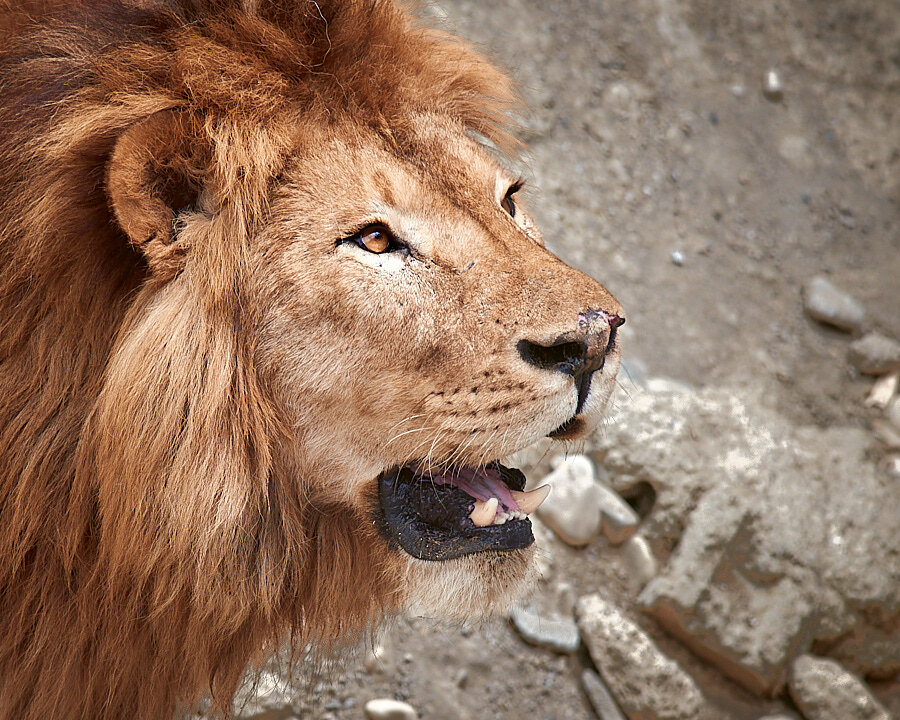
[517,310,624,411]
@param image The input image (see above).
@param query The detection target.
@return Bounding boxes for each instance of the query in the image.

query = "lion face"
[252,114,623,617]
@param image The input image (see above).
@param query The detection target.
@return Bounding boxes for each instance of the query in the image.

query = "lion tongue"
[441,466,519,511]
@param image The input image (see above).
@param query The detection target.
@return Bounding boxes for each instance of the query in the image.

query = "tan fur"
[0,1,623,718]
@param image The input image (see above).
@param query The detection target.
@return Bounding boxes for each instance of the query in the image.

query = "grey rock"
[364,698,417,720]
[803,276,866,333]
[509,605,580,653]
[757,715,799,720]
[581,669,627,720]
[536,455,602,546]
[576,593,707,720]
[591,382,900,696]
[849,332,900,375]
[788,655,890,720]
[596,484,640,545]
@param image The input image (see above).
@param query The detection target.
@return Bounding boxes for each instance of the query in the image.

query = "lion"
[0,1,624,718]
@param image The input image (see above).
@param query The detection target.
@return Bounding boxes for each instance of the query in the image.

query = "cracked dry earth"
[232,1,900,718]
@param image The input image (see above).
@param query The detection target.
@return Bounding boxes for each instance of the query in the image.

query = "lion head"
[0,1,622,717]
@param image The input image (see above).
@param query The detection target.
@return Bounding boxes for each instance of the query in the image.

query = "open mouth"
[377,462,551,561]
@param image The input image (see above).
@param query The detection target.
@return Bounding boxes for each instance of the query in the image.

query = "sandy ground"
[259,1,899,718]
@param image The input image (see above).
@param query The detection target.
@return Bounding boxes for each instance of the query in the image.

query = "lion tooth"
[510,485,551,514]
[469,497,499,527]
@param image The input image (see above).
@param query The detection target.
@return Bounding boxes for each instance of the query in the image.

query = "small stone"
[839,209,857,229]
[864,372,898,408]
[576,594,706,720]
[849,333,900,375]
[763,69,783,101]
[622,534,657,586]
[363,644,390,674]
[730,84,745,98]
[670,250,685,266]
[803,276,866,334]
[596,484,639,545]
[886,397,900,436]
[364,698,417,720]
[788,654,890,720]
[536,455,602,546]
[757,715,800,720]
[581,669,627,720]
[509,605,580,653]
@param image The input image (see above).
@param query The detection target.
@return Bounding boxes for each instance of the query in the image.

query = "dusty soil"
[261,1,899,718]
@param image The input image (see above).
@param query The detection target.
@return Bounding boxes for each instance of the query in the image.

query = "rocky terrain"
[232,0,899,718]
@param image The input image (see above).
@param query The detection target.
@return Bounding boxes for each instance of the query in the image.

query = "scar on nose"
[460,260,477,273]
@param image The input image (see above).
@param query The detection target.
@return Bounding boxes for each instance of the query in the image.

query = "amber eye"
[351,224,396,254]
[501,179,524,218]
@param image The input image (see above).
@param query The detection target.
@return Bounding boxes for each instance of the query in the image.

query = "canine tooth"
[469,497,499,527]
[510,485,551,514]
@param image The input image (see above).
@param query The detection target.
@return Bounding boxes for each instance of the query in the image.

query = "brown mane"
[0,2,517,717]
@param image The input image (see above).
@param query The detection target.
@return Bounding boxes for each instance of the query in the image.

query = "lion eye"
[501,179,524,218]
[350,224,397,254]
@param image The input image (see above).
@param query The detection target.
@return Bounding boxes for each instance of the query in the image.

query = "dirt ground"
[274,1,899,718]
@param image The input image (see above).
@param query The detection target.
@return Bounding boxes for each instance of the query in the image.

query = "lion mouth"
[377,462,550,561]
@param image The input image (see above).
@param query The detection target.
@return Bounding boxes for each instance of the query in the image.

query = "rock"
[849,333,900,375]
[596,483,640,545]
[788,655,890,720]
[670,249,685,266]
[757,715,799,720]
[622,534,657,587]
[233,670,295,718]
[763,69,783,101]
[591,382,900,696]
[803,276,865,334]
[536,455,602,546]
[576,593,707,720]
[864,372,898,408]
[364,698,417,720]
[509,605,580,653]
[581,669,626,720]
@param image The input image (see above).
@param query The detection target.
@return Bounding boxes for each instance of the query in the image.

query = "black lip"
[377,463,534,561]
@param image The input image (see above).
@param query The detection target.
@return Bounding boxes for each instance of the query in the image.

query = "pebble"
[848,332,900,375]
[364,698,417,720]
[763,69,783,101]
[576,594,706,720]
[788,654,890,720]
[622,534,658,586]
[596,484,639,545]
[864,372,898,408]
[803,276,866,334]
[536,455,602,546]
[581,669,627,720]
[670,250,685,266]
[509,605,580,654]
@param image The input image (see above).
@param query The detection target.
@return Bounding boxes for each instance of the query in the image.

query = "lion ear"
[107,110,206,276]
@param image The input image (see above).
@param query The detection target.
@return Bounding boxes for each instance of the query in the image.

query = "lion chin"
[0,1,623,719]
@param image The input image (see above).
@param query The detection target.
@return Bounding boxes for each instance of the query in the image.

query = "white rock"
[622,534,658,586]
[763,69,783,100]
[596,484,639,545]
[803,276,865,334]
[581,669,627,720]
[509,605,580,653]
[364,698,417,720]
[576,593,707,720]
[848,333,900,375]
[536,455,602,546]
[788,655,890,720]
[864,372,898,408]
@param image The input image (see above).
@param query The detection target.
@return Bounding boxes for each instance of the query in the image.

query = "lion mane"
[0,2,519,718]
